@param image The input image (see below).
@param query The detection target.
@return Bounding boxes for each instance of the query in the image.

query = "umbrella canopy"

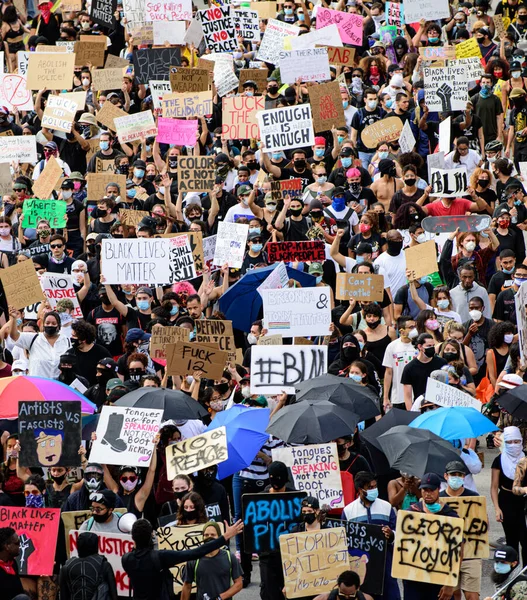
[218,264,316,332]
[377,425,461,479]
[0,376,96,418]
[267,399,360,444]
[114,387,208,421]
[296,374,380,421]
[206,405,270,479]
[409,406,498,440]
[497,386,527,420]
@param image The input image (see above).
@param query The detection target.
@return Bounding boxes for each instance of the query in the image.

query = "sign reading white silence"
[258,104,315,153]
[102,238,171,284]
[261,287,332,338]
[425,378,482,410]
[250,345,327,394]
[430,167,468,198]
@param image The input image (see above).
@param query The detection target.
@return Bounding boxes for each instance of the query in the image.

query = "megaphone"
[118,513,138,534]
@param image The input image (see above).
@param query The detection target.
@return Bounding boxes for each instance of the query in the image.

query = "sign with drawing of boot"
[90,406,164,467]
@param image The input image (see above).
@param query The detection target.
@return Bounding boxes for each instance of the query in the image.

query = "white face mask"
[469,309,482,321]
[247,333,258,345]
[416,233,427,244]
[464,241,476,252]
[82,78,90,86]
[241,386,252,398]
[408,328,418,340]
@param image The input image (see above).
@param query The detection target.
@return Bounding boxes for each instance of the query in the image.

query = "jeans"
[358,151,375,170]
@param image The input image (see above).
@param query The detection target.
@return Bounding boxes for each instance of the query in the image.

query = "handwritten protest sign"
[425,378,482,410]
[258,104,314,152]
[150,326,189,362]
[243,491,306,553]
[258,334,283,345]
[399,119,416,154]
[455,37,482,59]
[145,0,192,20]
[114,110,157,144]
[213,59,239,97]
[272,443,341,507]
[270,179,303,202]
[168,341,229,379]
[430,167,468,198]
[222,96,263,140]
[0,73,33,111]
[26,53,75,90]
[278,48,331,84]
[289,23,342,50]
[238,68,268,93]
[149,80,172,110]
[267,241,325,263]
[203,234,217,272]
[257,18,299,64]
[195,319,235,356]
[423,66,469,112]
[42,94,79,132]
[392,510,463,586]
[419,46,456,62]
[308,81,346,133]
[0,134,36,162]
[280,528,348,598]
[101,238,171,284]
[19,400,81,468]
[516,281,527,361]
[157,117,198,146]
[1,507,60,575]
[32,156,62,200]
[162,91,213,118]
[445,57,483,82]
[405,240,437,281]
[402,0,449,23]
[92,67,126,91]
[441,496,489,559]
[91,0,116,27]
[168,235,197,282]
[90,406,163,467]
[166,427,228,479]
[316,8,363,45]
[170,67,209,93]
[69,531,133,596]
[336,272,385,302]
[321,45,355,66]
[0,258,44,310]
[171,231,204,274]
[197,6,237,53]
[233,8,260,40]
[361,116,402,149]
[133,47,181,84]
[23,198,66,229]
[257,262,289,294]
[213,221,249,268]
[74,36,107,68]
[62,511,91,554]
[177,156,215,193]
[261,287,332,338]
[40,272,83,319]
[0,163,11,196]
[86,173,127,201]
[96,99,128,131]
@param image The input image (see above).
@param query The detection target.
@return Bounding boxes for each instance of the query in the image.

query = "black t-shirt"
[125,306,152,331]
[282,217,311,241]
[492,454,515,491]
[494,287,517,323]
[439,487,480,497]
[400,356,448,398]
[452,113,483,151]
[339,452,371,477]
[279,167,314,190]
[488,271,515,297]
[86,306,126,357]
[65,199,84,231]
[389,189,422,214]
[473,187,497,213]
[351,108,386,152]
[241,251,268,274]
[73,343,112,386]
[347,231,385,257]
[470,93,503,142]
[346,187,377,210]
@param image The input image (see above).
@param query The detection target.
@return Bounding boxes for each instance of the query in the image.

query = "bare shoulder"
[313,594,330,600]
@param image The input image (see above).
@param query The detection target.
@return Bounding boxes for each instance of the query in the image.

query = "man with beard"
[62,463,124,511]
[79,490,122,534]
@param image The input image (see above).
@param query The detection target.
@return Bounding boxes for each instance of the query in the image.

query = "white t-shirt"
[224,204,255,223]
[374,251,406,296]
[382,338,418,405]
[324,206,359,229]
[444,149,481,176]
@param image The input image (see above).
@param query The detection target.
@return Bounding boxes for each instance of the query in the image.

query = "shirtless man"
[370,158,403,212]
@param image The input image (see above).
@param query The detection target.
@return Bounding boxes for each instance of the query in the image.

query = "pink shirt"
[426,198,473,217]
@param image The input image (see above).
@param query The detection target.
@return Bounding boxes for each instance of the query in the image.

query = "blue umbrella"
[206,405,270,479]
[218,264,316,332]
[409,406,498,440]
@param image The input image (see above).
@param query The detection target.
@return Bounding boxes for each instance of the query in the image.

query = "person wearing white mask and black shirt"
[494,263,527,323]
[488,250,517,312]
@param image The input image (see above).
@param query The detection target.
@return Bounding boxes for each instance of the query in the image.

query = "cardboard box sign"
[335,272,385,302]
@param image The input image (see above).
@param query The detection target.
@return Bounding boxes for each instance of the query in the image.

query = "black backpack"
[62,555,111,600]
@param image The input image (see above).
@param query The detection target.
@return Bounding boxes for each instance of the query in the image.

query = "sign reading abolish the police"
[165,427,228,479]
[258,104,315,152]
[268,241,325,264]
[177,156,215,192]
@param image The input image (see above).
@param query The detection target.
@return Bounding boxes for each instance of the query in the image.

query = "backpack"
[194,549,233,586]
[62,555,110,600]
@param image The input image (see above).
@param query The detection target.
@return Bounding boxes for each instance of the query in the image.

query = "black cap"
[214,152,230,164]
[133,159,147,169]
[495,545,519,562]
[445,460,468,475]
[302,496,320,509]
[332,186,346,197]
[242,80,257,89]
[89,489,117,508]
[356,242,373,255]
[340,147,354,157]
[419,472,441,489]
[61,180,75,190]
[494,205,512,218]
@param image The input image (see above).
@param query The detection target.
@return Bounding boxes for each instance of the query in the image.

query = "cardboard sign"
[101,238,171,284]
[95,157,115,174]
[222,96,262,140]
[261,287,332,338]
[61,511,90,554]
[425,377,482,410]
[69,531,133,596]
[270,179,303,202]
[0,258,45,310]
[162,90,213,118]
[168,235,197,283]
[91,0,117,28]
[272,443,341,508]
[493,15,506,39]
[423,66,469,112]
[2,507,60,575]
[149,326,190,361]
[170,67,210,93]
[177,155,215,193]
[96,100,128,131]
[195,319,234,352]
[213,221,249,268]
[197,6,237,53]
[258,104,315,152]
[0,162,12,196]
[392,510,463,586]
[430,167,468,198]
[157,117,198,146]
[242,491,307,553]
[455,37,482,59]
[18,400,81,468]
[403,0,449,23]
[335,272,385,302]
[0,73,33,111]
[86,173,127,201]
[316,8,363,45]
[119,208,149,228]
[145,0,192,20]
[234,8,260,41]
[258,334,283,346]
[419,46,456,61]
[22,198,66,229]
[90,406,163,466]
[257,18,300,65]
[133,47,182,84]
[0,134,36,162]
[279,47,331,84]
[321,45,355,66]
[250,1,277,19]
[280,528,348,598]
[40,272,83,319]
[168,341,229,379]
[74,36,107,68]
[92,67,126,91]
[165,427,228,479]
[309,80,346,133]
[267,240,325,263]
[42,94,79,132]
[32,156,63,199]
[441,496,489,559]
[105,54,131,69]
[516,281,527,362]
[114,110,157,143]
[405,240,437,281]
[361,116,403,149]
[238,68,268,93]
[26,53,75,90]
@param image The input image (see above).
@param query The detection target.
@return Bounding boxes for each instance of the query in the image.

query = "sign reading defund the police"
[257,104,315,152]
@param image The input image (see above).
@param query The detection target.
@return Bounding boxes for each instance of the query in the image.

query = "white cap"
[499,374,524,389]
[12,358,28,372]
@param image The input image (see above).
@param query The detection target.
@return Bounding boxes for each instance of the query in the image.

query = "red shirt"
[426,198,473,217]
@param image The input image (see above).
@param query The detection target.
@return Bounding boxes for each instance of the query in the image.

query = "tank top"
[365,333,392,363]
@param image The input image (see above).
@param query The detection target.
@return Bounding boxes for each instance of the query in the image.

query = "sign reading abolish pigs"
[267,241,325,263]
[177,156,215,193]
[197,6,237,53]
[258,104,315,152]
[165,427,228,479]
[222,96,262,140]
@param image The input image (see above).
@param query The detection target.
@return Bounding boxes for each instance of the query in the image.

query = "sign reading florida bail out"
[258,104,315,152]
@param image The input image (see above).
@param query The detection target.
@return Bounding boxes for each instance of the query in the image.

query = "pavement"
[236,443,506,600]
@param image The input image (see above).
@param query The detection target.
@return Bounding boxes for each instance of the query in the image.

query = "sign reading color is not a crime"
[177,156,215,193]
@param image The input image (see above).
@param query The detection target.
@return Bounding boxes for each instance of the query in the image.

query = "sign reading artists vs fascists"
[258,104,315,152]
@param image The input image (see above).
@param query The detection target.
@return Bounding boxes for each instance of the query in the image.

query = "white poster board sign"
[40,272,83,319]
[257,104,315,152]
[430,167,468,198]
[101,238,171,284]
[213,221,249,268]
[257,18,300,64]
[278,48,331,84]
[423,65,469,112]
[424,378,482,410]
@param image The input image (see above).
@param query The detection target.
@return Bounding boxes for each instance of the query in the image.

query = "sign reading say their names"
[336,272,385,302]
[258,104,315,152]
[101,238,171,284]
[308,80,346,133]
[261,287,332,338]
[441,496,489,559]
[425,378,482,410]
[278,48,331,84]
[165,427,228,479]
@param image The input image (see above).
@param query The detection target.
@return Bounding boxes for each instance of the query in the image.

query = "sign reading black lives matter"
[90,0,117,28]
[90,406,163,467]
[257,104,315,152]
[133,48,182,84]
[166,427,228,479]
[18,401,81,468]
[423,65,469,111]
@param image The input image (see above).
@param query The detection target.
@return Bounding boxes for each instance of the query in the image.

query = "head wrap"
[501,426,525,479]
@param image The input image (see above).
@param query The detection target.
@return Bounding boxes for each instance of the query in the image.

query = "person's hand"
[335,228,345,239]
[8,305,18,321]
[468,322,479,335]
[438,586,455,600]
[91,432,98,441]
[495,506,503,522]
[161,173,171,188]
[153,433,160,446]
[78,445,86,456]
[1,431,10,446]
[204,280,215,296]
[192,370,204,382]
[383,401,391,412]
[283,196,292,208]
[467,186,476,199]
[223,519,244,540]
[14,440,21,454]
[221,263,229,276]
[494,431,502,447]
[448,227,460,241]
[381,525,393,540]
[405,268,416,282]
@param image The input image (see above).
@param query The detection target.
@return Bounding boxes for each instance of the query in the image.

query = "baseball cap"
[308,262,323,275]
[106,378,125,392]
[133,159,147,169]
[248,231,262,242]
[301,496,320,509]
[356,242,373,255]
[314,136,326,146]
[419,472,441,489]
[44,141,58,151]
[332,186,346,197]
[86,233,98,242]
[499,373,524,389]
[90,489,116,508]
[61,180,75,190]
[237,184,252,196]
[98,357,118,371]
[136,286,153,297]
[12,359,28,372]
[340,147,354,157]
[495,545,519,562]
[125,328,151,342]
[445,460,468,475]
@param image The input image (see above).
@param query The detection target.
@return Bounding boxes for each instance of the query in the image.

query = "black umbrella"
[295,374,380,421]
[267,399,360,444]
[377,425,461,479]
[497,386,527,420]
[114,388,209,421]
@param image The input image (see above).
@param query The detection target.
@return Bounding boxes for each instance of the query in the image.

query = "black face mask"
[443,352,459,362]
[71,338,81,348]
[303,513,316,525]
[87,244,96,254]
[44,325,58,336]
[478,179,489,188]
[100,294,110,305]
[173,490,188,501]
[92,512,109,523]
[368,319,381,329]
[246,161,258,170]
[387,240,403,256]
[215,382,229,395]
[423,347,436,358]
[336,443,348,457]
[117,165,129,175]
[268,86,278,94]
[404,178,416,187]
[145,174,155,182]
[270,477,287,490]
[169,158,178,168]
[342,346,359,362]
[51,474,66,484]
[290,207,303,217]
[294,160,306,170]
[183,509,197,520]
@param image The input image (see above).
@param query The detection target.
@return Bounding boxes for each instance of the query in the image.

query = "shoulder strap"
[86,517,95,531]
[28,333,39,352]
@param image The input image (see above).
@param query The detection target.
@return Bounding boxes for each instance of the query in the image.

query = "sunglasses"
[50,244,64,249]
[24,490,42,497]
[120,475,138,483]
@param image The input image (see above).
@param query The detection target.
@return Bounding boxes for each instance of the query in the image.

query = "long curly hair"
[393,202,427,229]
[176,492,208,525]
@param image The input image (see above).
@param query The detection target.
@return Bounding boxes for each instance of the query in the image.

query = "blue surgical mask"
[350,373,363,383]
[428,36,439,43]
[170,305,179,316]
[358,341,365,350]
[332,197,346,211]
[16,318,23,326]
[284,7,293,14]
[249,227,261,235]
[342,100,349,109]
[341,157,352,168]
[356,255,365,265]
[315,275,322,284]
[514,278,527,287]
[419,276,428,284]
[385,98,393,108]
[272,152,282,161]
[379,151,389,159]
[425,501,442,513]
[127,188,136,198]
[503,267,515,274]
[134,168,145,178]
[437,299,449,310]
[315,148,325,158]
[100,141,109,151]
[337,136,345,144]
[317,176,327,184]
[145,145,151,153]
[365,488,378,502]
[447,476,464,490]
[137,300,150,311]
[495,562,512,574]
[298,12,304,20]
[251,243,263,252]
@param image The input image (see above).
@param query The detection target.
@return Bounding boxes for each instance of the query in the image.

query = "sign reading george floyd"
[258,104,315,152]
[18,400,81,468]
[101,238,171,284]
[177,156,215,193]
[336,272,385,302]
[267,241,325,263]
[165,427,228,479]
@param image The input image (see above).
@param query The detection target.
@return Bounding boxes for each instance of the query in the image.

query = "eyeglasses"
[337,593,357,599]
[91,506,106,514]
[50,244,64,249]
[24,490,41,497]
[120,475,138,483]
